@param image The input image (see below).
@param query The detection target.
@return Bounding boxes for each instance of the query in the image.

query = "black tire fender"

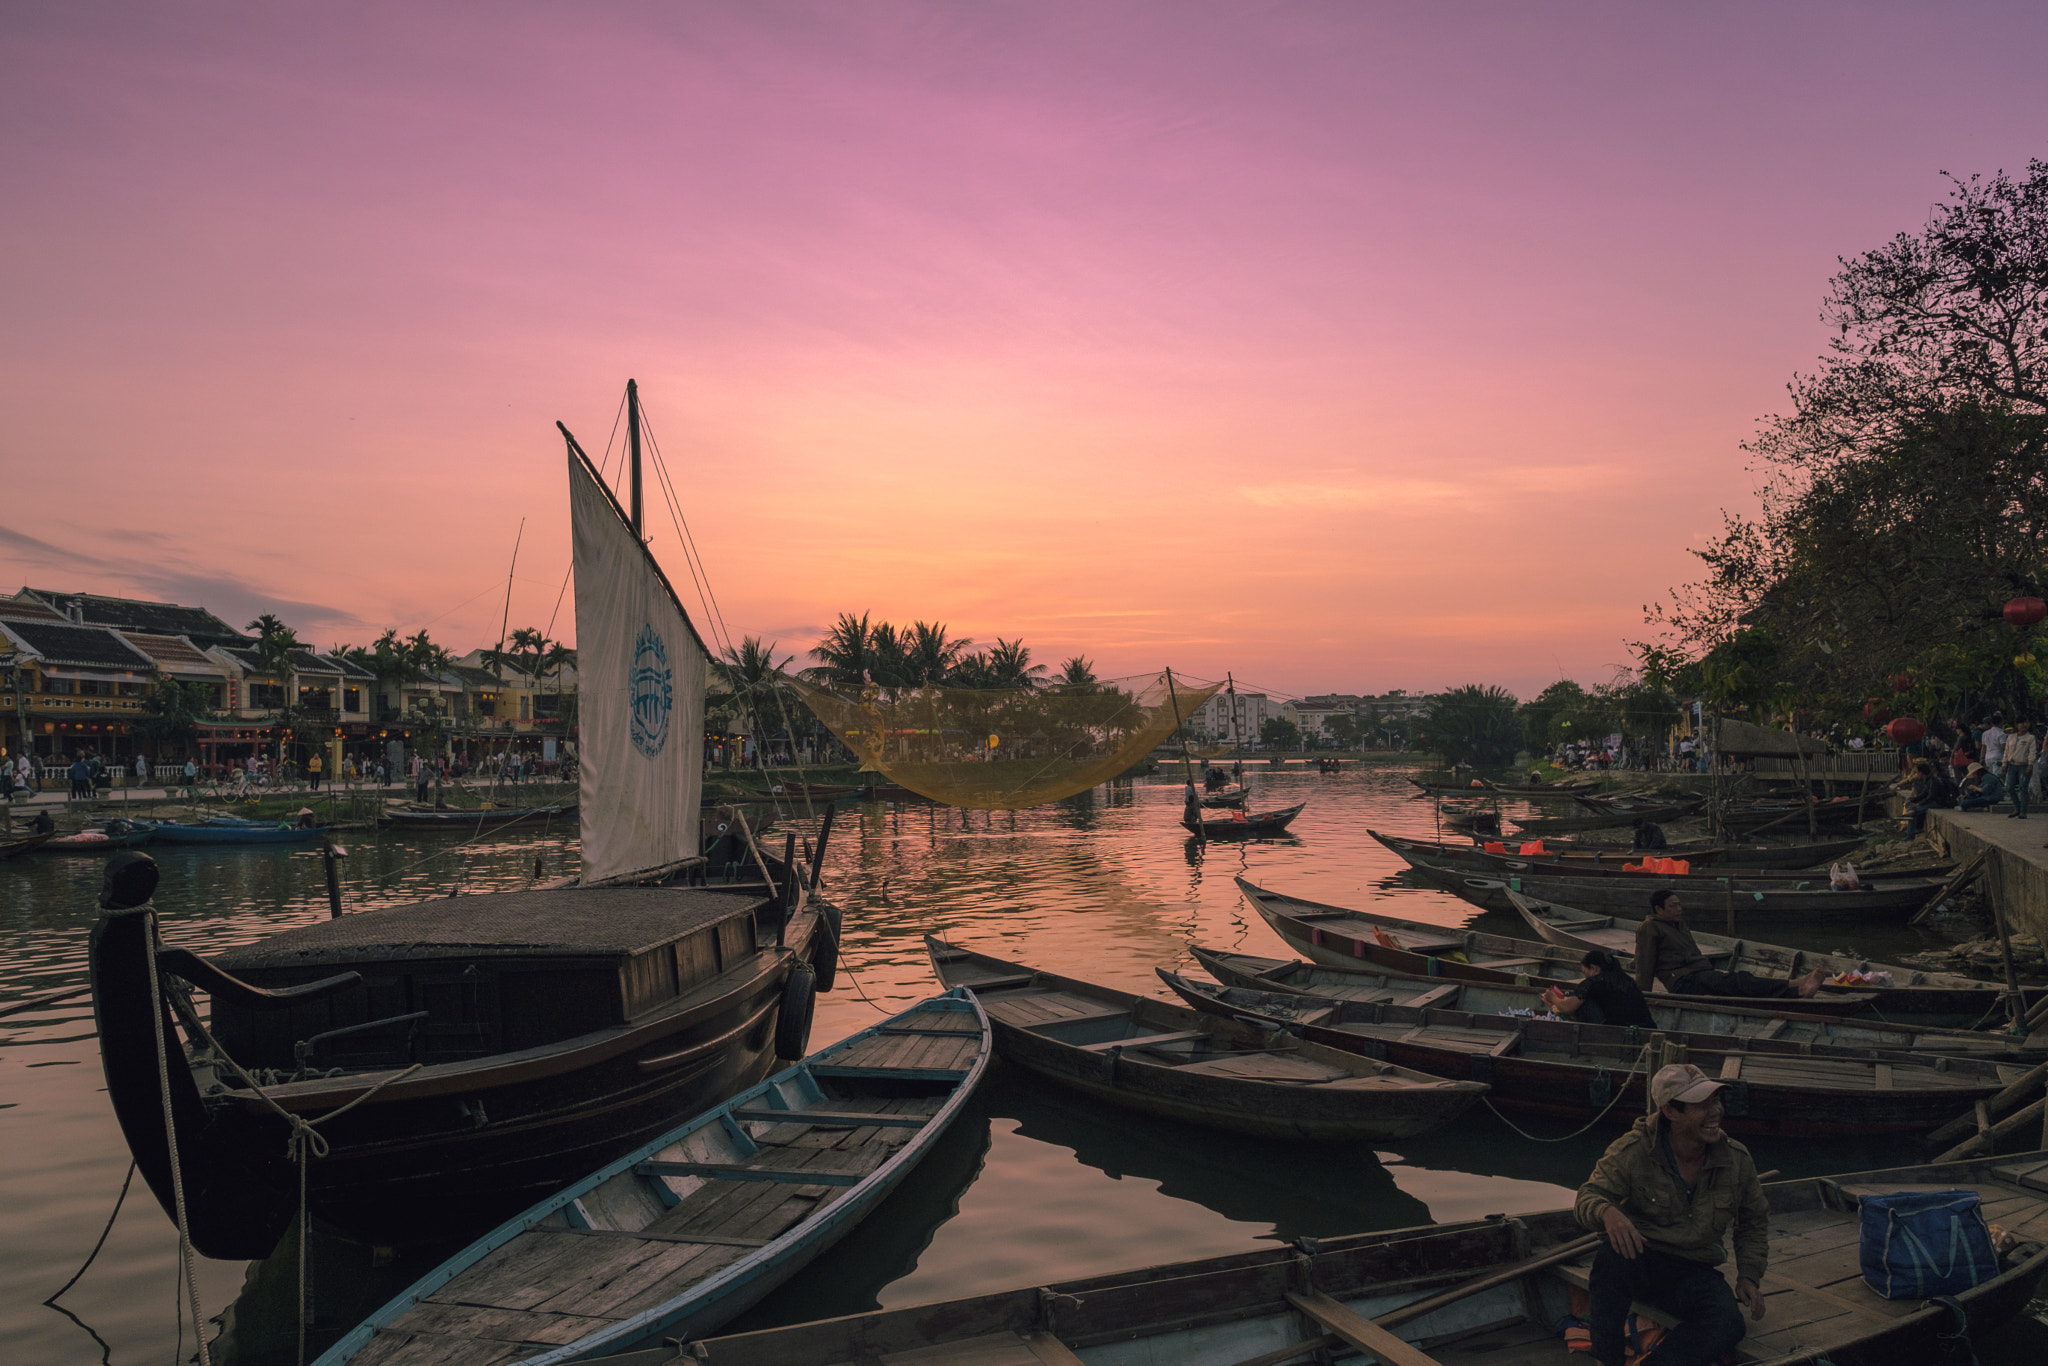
[774,963,816,1061]
[811,902,842,993]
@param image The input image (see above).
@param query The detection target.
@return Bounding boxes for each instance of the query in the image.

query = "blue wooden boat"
[314,988,991,1365]
[129,819,332,845]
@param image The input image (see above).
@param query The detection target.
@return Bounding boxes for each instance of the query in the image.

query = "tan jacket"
[1634,914,1710,992]
[1575,1114,1770,1283]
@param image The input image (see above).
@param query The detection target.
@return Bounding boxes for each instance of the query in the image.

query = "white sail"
[569,449,708,883]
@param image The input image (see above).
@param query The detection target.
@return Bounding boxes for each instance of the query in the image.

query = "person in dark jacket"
[1636,890,1824,999]
[1631,817,1667,850]
[1576,1063,1771,1366]
[1543,948,1656,1027]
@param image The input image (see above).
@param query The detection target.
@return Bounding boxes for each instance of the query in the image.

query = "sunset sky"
[6,3,2047,699]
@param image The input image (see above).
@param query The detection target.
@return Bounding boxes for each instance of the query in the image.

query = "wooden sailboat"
[87,381,834,1259]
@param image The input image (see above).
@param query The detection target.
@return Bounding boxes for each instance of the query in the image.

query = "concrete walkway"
[1928,807,2048,942]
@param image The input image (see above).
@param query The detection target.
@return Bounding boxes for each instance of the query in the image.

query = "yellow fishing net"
[787,671,1221,809]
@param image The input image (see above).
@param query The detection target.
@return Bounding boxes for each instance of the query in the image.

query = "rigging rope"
[43,1160,136,1306]
[1478,1041,1653,1143]
[144,920,212,1366]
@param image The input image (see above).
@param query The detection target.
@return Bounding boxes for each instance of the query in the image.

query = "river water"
[4,765,2043,1362]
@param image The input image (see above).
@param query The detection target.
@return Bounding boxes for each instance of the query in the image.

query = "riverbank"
[1930,807,2048,945]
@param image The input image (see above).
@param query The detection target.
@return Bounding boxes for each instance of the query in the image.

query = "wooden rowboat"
[1184,946,2035,1062]
[0,829,58,859]
[925,936,1484,1140]
[1235,877,1885,1018]
[685,1157,2048,1366]
[1506,890,2046,1023]
[382,804,579,829]
[1413,863,1948,922]
[127,817,334,845]
[1183,800,1306,838]
[1162,970,2026,1137]
[39,825,154,853]
[1506,799,1703,836]
[314,989,992,1365]
[1367,828,1906,881]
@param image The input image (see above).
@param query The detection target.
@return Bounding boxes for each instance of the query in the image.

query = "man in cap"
[1574,1063,1770,1366]
[1635,890,1824,1000]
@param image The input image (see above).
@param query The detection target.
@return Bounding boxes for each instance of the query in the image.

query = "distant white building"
[1186,690,1281,745]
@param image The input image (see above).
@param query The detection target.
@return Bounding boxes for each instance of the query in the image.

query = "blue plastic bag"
[1858,1189,1998,1299]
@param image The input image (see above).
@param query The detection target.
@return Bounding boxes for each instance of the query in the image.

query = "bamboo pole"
[1935,1097,2047,1163]
[1926,1062,2047,1149]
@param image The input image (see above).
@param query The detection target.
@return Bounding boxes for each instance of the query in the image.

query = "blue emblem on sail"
[629,624,673,758]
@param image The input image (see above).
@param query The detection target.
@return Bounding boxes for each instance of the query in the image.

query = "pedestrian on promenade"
[182,758,197,798]
[2007,720,2039,819]
[135,753,149,788]
[1575,1063,1770,1366]
[69,755,89,799]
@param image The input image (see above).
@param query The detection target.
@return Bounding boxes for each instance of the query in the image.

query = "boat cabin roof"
[213,886,765,970]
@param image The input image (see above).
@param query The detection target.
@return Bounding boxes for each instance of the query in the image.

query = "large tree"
[1420,685,1522,767]
[1652,163,2048,720]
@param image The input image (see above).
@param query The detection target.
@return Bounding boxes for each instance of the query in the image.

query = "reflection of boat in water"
[87,381,834,1261]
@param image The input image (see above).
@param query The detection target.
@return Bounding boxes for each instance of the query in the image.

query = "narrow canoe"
[925,936,1483,1140]
[687,1158,2048,1366]
[1182,801,1306,838]
[129,819,333,844]
[1506,890,2046,1022]
[1186,945,2035,1061]
[313,989,992,1366]
[0,830,58,859]
[383,805,579,829]
[1234,877,1884,1017]
[1162,970,2025,1137]
[1414,863,1947,921]
[1507,800,1703,835]
[38,827,154,853]
[1367,828,1906,880]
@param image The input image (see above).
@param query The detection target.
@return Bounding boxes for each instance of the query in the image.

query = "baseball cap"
[1650,1063,1725,1109]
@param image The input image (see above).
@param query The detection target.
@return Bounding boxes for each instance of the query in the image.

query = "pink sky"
[5,3,2046,699]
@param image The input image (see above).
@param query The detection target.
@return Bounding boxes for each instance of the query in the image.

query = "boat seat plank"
[1993,1159,2048,1194]
[525,1235,724,1318]
[561,1226,769,1249]
[733,1107,931,1129]
[878,1023,986,1037]
[1079,1030,1207,1053]
[810,1064,973,1081]
[1469,957,1546,971]
[1285,1289,1443,1366]
[955,973,1036,991]
[1019,1007,1132,1031]
[636,1157,863,1185]
[1398,985,1464,1009]
[1173,1053,1348,1083]
[378,1301,614,1348]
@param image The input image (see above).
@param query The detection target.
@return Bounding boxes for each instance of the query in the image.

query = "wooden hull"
[1164,972,2022,1138]
[1183,801,1305,838]
[1234,878,1887,1019]
[1187,947,2033,1061]
[0,830,58,858]
[382,805,578,828]
[1505,890,2042,1023]
[39,829,155,853]
[316,991,992,1365]
[90,890,826,1260]
[687,1158,2048,1366]
[1508,800,1702,835]
[132,819,333,844]
[926,938,1483,1141]
[1368,828,1884,880]
[1418,863,1944,921]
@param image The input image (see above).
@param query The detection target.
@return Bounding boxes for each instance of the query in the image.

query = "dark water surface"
[4,766,2042,1362]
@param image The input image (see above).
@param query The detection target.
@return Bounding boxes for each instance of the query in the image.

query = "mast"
[627,377,643,539]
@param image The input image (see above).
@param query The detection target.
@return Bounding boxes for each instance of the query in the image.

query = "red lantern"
[1888,673,1913,693]
[1886,717,1925,745]
[2005,596,2047,627]
[1862,698,1891,724]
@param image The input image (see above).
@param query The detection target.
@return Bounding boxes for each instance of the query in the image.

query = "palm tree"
[805,612,879,689]
[1051,655,1098,692]
[981,638,1046,689]
[902,621,971,686]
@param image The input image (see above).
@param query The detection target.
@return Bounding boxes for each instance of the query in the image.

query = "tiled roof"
[219,646,377,681]
[450,665,511,688]
[120,632,219,670]
[20,589,249,643]
[0,620,155,670]
[0,594,68,622]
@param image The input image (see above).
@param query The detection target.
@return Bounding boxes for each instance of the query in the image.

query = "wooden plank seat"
[730,1107,932,1129]
[957,973,1038,991]
[810,1064,974,1080]
[1079,1030,1208,1053]
[878,1023,988,1037]
[1284,1289,1443,1366]
[1397,985,1464,1009]
[1019,1007,1134,1031]
[634,1160,863,1186]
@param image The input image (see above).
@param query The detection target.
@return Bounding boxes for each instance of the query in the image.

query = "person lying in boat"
[1575,1063,1770,1366]
[1636,890,1825,1000]
[1632,817,1667,850]
[1540,949,1655,1027]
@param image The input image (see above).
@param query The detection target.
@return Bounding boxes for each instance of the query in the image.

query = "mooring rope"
[43,1160,136,1306]
[1478,1041,1654,1143]
[144,923,212,1366]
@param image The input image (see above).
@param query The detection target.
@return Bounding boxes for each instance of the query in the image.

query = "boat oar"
[0,983,94,1020]
[1221,1231,1603,1366]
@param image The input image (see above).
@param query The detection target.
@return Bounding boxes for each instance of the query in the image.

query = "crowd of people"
[0,744,572,801]
[1898,711,2046,835]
